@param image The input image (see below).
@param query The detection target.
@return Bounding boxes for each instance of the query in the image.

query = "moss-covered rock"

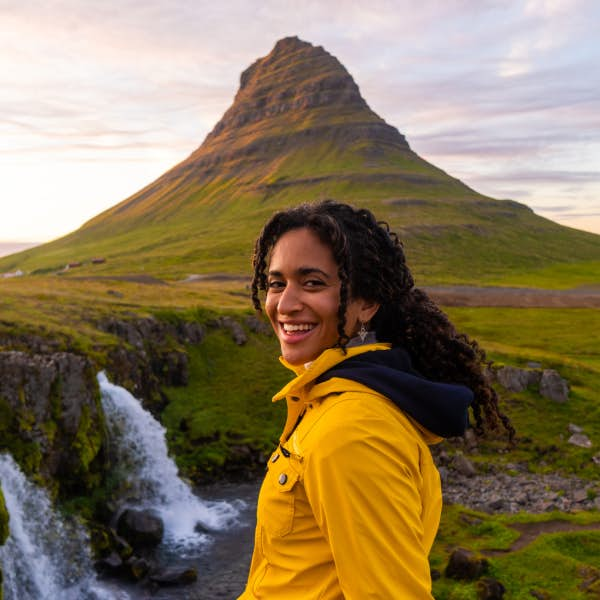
[0,351,107,497]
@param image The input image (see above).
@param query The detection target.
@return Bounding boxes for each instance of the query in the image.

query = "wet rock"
[95,552,126,576]
[539,369,569,402]
[477,577,506,599]
[117,508,164,550]
[445,547,488,580]
[568,433,592,448]
[127,556,151,580]
[149,566,198,586]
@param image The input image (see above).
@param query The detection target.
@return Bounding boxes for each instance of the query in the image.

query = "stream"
[0,375,261,600]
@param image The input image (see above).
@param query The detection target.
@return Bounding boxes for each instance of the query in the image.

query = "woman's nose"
[277,283,303,314]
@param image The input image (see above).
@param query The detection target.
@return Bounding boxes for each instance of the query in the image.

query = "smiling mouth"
[281,323,316,334]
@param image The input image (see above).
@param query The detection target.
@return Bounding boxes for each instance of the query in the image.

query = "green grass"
[161,328,288,481]
[442,307,600,478]
[431,507,600,599]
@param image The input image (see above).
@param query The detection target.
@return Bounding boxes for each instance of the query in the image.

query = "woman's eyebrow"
[268,267,332,278]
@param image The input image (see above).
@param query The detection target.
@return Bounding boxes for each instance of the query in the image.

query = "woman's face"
[265,227,377,365]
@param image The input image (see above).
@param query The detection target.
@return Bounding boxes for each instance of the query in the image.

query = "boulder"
[496,366,540,392]
[445,547,488,580]
[117,508,164,550]
[539,369,569,402]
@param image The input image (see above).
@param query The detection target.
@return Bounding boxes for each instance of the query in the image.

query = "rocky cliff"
[0,351,105,497]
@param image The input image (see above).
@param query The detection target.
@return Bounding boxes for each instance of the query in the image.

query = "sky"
[1,0,599,254]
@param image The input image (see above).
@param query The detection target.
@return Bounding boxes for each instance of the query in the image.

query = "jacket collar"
[272,343,392,403]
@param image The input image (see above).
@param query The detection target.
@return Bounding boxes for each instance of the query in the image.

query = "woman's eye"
[305,279,325,288]
[268,280,285,289]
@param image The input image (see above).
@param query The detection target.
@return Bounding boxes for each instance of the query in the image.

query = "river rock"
[445,547,488,580]
[568,433,592,448]
[539,369,569,402]
[95,552,126,576]
[149,566,198,586]
[117,508,164,550]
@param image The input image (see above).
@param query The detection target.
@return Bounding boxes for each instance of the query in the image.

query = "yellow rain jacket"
[239,343,472,599]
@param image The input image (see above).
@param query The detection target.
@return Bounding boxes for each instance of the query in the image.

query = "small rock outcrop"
[495,365,540,392]
[490,364,569,402]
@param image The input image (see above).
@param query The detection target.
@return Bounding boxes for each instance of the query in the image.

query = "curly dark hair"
[251,200,513,439]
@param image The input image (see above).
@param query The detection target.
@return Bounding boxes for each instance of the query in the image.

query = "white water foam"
[0,453,128,600]
[97,372,244,554]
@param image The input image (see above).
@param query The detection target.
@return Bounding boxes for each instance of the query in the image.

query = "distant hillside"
[2,36,599,286]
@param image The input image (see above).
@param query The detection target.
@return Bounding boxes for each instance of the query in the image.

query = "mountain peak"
[181,36,407,177]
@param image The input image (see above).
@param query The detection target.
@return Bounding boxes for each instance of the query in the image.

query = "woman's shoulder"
[299,385,426,459]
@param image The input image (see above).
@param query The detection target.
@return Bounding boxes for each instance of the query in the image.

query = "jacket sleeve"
[301,397,436,599]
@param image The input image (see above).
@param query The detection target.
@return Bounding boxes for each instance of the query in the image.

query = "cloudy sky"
[1,0,599,253]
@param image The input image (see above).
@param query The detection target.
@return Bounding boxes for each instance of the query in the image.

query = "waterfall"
[97,372,244,554]
[0,453,127,600]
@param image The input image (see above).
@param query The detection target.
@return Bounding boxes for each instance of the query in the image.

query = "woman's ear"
[358,299,380,323]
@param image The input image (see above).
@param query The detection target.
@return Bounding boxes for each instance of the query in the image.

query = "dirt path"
[484,520,600,556]
[424,286,600,308]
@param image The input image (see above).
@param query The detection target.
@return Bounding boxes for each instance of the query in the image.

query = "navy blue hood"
[315,347,473,438]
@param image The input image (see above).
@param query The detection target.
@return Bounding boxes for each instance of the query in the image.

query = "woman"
[239,201,511,599]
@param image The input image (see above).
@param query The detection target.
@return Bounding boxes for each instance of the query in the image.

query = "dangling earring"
[358,321,368,342]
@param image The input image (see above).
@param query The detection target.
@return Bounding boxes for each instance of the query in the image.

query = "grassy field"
[1,273,600,597]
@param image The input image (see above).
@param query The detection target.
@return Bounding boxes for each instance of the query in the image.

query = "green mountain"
[3,36,599,285]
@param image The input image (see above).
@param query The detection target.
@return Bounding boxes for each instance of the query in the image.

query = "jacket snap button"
[278,473,288,485]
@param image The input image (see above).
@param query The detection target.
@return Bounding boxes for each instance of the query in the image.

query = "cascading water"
[97,372,244,554]
[0,453,127,600]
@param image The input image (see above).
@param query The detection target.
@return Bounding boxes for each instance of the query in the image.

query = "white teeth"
[282,323,315,332]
